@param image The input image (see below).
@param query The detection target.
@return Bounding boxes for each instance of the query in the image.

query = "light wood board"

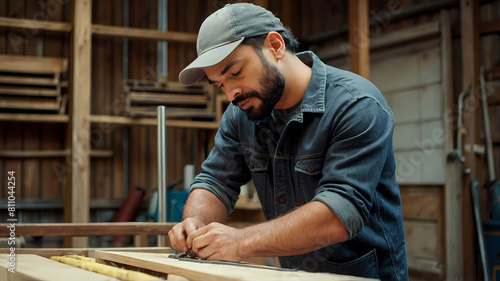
[95,251,375,281]
[0,254,119,281]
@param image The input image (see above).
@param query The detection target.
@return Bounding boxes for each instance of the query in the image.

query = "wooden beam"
[441,10,463,281]
[0,113,69,123]
[91,24,197,43]
[0,54,68,73]
[66,0,92,248]
[0,222,175,237]
[0,16,72,32]
[460,0,482,279]
[0,149,113,158]
[349,0,369,79]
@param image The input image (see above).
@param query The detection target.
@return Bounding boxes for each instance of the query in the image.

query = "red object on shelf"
[111,186,146,246]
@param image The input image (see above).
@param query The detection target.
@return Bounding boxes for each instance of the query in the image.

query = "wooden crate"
[124,79,218,120]
[0,54,68,114]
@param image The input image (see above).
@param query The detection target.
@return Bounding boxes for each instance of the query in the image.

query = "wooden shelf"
[90,114,220,129]
[0,16,197,43]
[0,16,72,32]
[92,24,197,43]
[0,149,113,158]
[0,113,69,123]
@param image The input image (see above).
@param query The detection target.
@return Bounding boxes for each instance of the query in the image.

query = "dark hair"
[241,27,299,53]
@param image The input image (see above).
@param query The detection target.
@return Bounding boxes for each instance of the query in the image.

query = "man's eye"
[231,69,241,77]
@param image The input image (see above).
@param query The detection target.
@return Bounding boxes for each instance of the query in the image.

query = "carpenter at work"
[168,3,408,280]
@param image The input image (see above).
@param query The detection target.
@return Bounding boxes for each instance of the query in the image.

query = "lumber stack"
[124,79,218,120]
[0,54,68,114]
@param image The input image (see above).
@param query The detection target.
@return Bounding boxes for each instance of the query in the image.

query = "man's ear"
[264,31,286,59]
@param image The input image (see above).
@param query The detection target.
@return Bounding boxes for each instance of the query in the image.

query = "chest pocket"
[294,157,325,203]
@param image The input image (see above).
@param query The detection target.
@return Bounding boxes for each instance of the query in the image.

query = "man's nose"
[225,84,242,102]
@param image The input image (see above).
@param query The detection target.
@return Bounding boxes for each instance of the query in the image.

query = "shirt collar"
[296,51,327,114]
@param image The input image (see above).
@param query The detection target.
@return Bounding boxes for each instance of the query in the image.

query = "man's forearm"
[183,188,228,225]
[238,201,349,258]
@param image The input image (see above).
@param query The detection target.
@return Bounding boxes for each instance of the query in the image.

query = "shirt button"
[279,197,286,204]
[307,166,315,173]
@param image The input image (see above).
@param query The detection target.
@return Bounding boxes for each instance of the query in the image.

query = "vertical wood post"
[441,10,463,281]
[349,0,370,79]
[65,0,92,247]
[460,0,481,279]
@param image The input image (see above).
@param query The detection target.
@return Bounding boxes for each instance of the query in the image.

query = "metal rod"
[157,105,167,246]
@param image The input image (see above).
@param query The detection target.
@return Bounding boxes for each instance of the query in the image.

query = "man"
[169,3,408,280]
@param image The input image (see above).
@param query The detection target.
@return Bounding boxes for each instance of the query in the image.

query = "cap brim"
[178,38,244,86]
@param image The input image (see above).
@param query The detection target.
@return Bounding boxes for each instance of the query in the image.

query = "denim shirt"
[191,51,408,280]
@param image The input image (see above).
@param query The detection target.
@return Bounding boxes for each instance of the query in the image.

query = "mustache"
[232,91,260,106]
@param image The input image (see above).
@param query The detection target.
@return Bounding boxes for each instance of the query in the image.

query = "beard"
[231,54,285,121]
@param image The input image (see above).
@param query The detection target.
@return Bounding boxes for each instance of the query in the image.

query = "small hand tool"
[168,249,198,259]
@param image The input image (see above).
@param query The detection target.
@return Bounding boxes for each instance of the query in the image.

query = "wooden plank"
[0,113,68,123]
[0,54,68,74]
[0,76,58,86]
[95,251,373,281]
[0,222,175,237]
[91,24,197,43]
[349,0,369,79]
[0,96,59,111]
[404,220,441,274]
[0,86,58,97]
[441,10,462,281]
[0,149,112,158]
[66,0,92,248]
[460,0,481,279]
[0,247,172,259]
[401,193,440,220]
[0,16,72,32]
[0,254,120,281]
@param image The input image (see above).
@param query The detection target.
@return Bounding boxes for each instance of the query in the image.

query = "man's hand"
[168,218,206,253]
[186,222,244,262]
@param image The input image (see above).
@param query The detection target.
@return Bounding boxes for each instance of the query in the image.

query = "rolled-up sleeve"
[190,105,252,215]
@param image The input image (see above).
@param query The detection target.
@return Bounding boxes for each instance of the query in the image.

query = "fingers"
[168,218,205,252]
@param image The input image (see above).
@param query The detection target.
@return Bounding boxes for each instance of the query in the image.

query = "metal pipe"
[157,105,167,246]
[481,67,496,182]
[157,0,168,80]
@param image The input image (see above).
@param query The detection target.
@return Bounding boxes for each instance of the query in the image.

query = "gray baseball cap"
[178,3,285,86]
